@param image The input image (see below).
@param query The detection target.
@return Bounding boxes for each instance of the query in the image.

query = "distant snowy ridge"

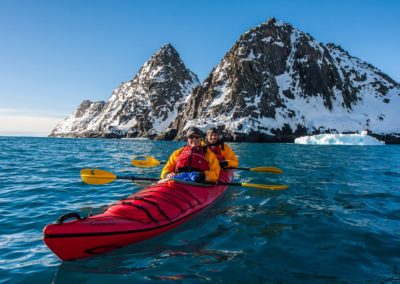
[51,100,106,137]
[50,18,400,143]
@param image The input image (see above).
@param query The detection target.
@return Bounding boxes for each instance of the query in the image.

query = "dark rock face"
[50,44,199,138]
[167,18,400,143]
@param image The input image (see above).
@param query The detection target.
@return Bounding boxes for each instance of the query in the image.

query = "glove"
[174,172,205,182]
[197,172,205,182]
[219,161,228,168]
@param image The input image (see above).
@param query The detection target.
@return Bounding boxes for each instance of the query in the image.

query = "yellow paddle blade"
[80,169,117,185]
[249,167,283,174]
[131,156,161,168]
[146,156,161,166]
[241,183,288,190]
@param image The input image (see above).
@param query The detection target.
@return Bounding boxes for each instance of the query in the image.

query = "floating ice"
[294,131,385,145]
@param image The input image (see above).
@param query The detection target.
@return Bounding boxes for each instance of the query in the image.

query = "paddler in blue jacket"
[161,126,220,183]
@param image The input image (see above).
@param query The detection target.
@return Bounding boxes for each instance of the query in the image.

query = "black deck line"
[173,184,202,205]
[44,202,213,239]
[141,189,194,209]
[136,194,185,214]
[120,202,159,224]
[133,196,172,222]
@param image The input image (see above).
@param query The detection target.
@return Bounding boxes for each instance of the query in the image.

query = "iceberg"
[294,131,385,145]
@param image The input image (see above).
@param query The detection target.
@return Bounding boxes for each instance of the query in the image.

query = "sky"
[1,0,399,137]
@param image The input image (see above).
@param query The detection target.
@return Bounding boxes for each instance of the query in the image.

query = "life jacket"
[207,141,225,162]
[175,145,209,173]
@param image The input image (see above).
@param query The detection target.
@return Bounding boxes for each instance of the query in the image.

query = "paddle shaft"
[210,182,247,186]
[228,167,251,171]
[119,177,253,186]
[117,176,160,182]
[81,169,287,189]
[132,158,282,174]
[198,181,287,190]
[119,177,230,186]
[118,178,285,190]
[135,161,261,171]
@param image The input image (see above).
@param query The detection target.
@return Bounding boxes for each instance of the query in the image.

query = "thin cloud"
[0,108,66,137]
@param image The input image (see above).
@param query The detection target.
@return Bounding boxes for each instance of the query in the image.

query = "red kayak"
[43,170,233,261]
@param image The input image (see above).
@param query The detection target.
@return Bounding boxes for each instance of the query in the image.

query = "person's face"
[207,133,219,144]
[188,134,201,147]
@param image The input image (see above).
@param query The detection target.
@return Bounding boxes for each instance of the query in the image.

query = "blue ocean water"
[0,136,399,283]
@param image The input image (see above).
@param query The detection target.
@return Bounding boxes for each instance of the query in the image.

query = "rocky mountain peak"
[156,43,180,60]
[133,43,184,81]
[167,19,400,142]
[51,44,200,138]
[128,43,198,93]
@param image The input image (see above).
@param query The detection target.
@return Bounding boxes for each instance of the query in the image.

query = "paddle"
[80,169,288,190]
[80,169,160,185]
[131,156,160,168]
[210,182,288,190]
[132,156,283,174]
[229,166,283,174]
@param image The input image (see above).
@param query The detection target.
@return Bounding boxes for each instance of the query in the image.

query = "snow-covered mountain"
[51,18,400,143]
[50,44,200,138]
[165,18,399,143]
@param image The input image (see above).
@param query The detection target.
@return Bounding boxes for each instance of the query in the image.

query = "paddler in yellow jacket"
[204,127,239,169]
[161,126,220,183]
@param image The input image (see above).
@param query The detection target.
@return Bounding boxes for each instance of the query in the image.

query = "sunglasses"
[188,135,201,139]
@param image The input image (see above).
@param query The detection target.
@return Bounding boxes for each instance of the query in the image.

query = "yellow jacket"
[160,146,220,182]
[201,141,239,168]
[220,143,239,168]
